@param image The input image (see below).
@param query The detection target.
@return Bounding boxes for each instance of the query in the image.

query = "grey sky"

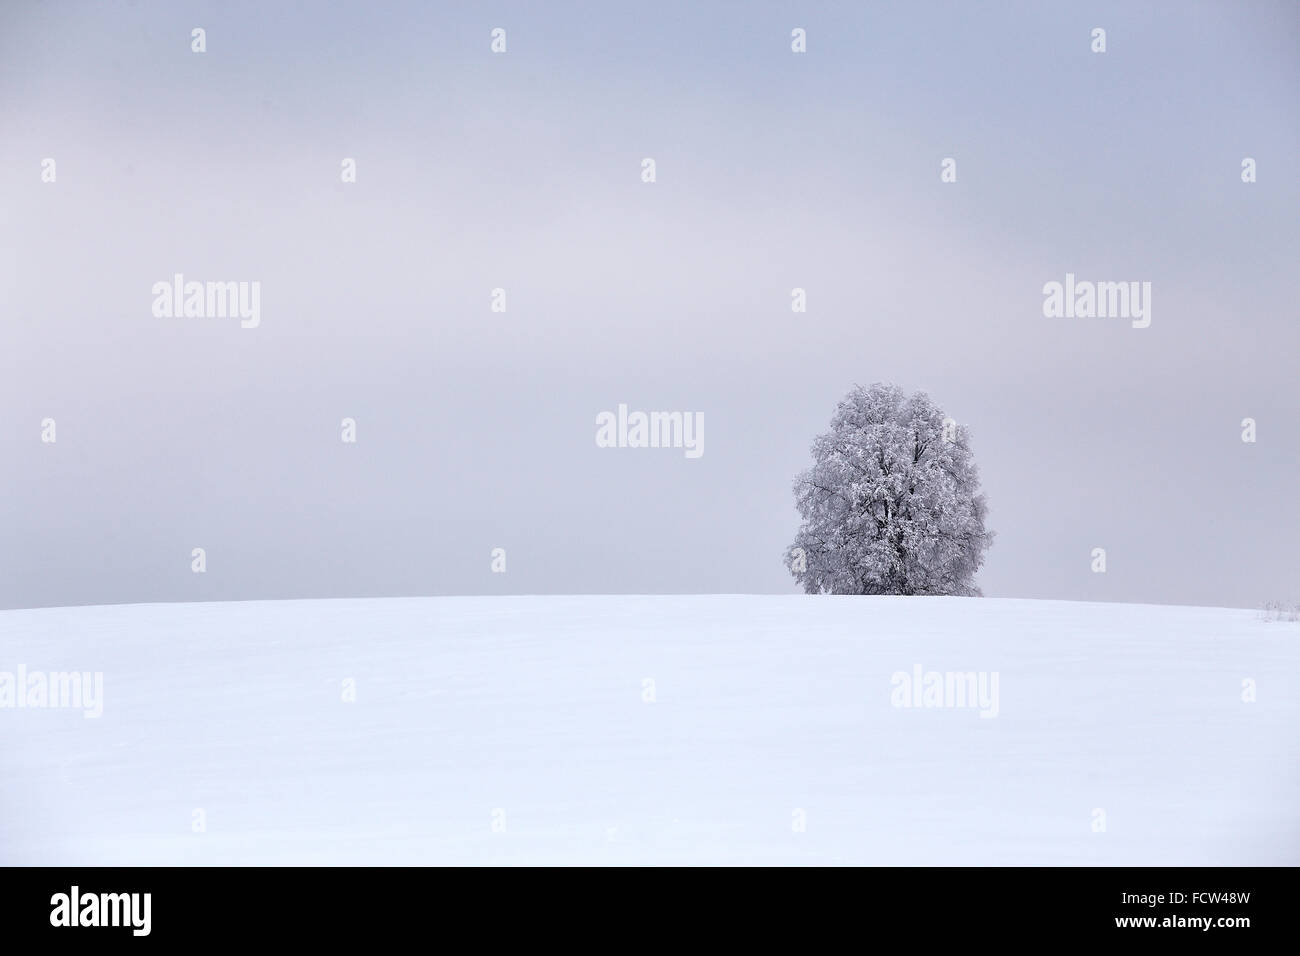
[2,1,1297,610]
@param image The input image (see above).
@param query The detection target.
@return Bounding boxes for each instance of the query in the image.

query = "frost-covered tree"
[786,383,993,595]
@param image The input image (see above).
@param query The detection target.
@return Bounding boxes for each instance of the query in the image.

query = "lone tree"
[786,383,993,595]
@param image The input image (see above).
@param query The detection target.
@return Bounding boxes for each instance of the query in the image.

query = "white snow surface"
[1,595,1296,865]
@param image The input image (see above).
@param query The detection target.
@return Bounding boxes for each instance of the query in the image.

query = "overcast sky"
[2,0,1297,610]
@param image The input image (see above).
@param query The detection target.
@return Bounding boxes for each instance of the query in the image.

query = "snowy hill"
[1,595,1296,865]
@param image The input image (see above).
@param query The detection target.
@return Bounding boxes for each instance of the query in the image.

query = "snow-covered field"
[1,595,1296,865]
